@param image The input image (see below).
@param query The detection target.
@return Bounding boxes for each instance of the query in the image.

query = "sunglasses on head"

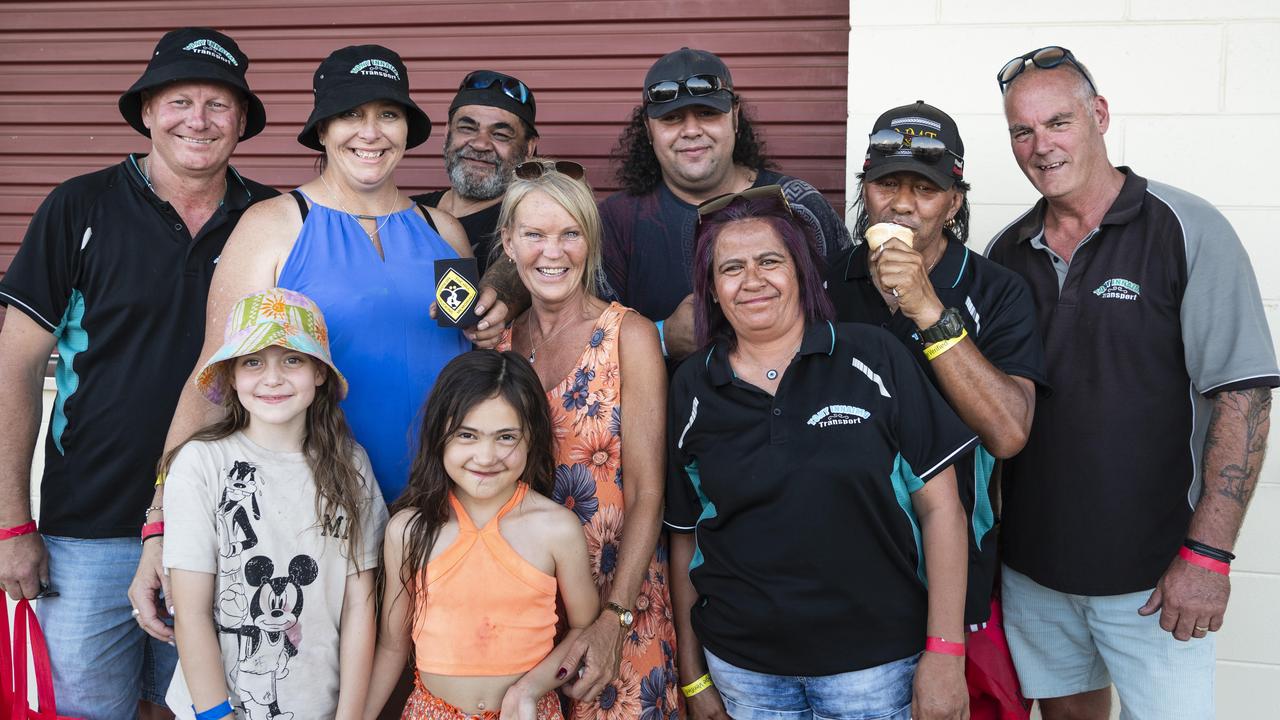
[696,185,792,225]
[867,129,961,164]
[460,70,533,105]
[645,74,730,105]
[997,46,1097,95]
[514,160,586,181]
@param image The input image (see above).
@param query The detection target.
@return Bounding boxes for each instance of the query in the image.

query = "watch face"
[621,610,635,627]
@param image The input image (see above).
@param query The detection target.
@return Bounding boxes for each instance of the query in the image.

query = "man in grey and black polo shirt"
[0,28,276,718]
[988,46,1277,720]
[825,101,1046,714]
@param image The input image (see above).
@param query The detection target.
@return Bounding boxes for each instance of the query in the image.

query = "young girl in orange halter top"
[365,350,598,720]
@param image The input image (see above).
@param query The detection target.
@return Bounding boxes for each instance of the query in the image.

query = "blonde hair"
[496,158,602,298]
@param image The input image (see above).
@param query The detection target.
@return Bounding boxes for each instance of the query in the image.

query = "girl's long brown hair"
[158,360,368,561]
[388,350,555,625]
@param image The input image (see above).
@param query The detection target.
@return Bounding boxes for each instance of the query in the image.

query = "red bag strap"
[12,599,61,720]
[2,597,15,719]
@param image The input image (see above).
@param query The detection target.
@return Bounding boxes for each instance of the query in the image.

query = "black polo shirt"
[824,232,1048,625]
[0,154,277,538]
[665,320,978,675]
[412,189,500,273]
[987,167,1279,596]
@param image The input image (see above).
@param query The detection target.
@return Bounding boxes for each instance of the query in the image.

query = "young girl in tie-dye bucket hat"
[157,288,388,720]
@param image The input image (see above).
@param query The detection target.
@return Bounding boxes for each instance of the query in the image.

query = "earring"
[507,254,515,264]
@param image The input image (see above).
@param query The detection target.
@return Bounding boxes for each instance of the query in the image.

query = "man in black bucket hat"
[0,27,276,718]
[413,70,539,272]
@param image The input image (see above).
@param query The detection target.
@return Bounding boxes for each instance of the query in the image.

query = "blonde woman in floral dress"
[495,159,680,720]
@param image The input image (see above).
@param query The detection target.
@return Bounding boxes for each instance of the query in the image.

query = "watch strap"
[919,307,964,344]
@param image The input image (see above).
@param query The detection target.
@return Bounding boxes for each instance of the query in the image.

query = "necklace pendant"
[766,369,779,380]
[528,349,536,364]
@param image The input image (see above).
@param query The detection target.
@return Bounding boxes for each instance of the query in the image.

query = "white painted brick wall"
[848,4,1280,717]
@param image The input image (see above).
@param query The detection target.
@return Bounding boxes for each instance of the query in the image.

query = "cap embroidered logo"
[182,39,239,66]
[350,59,400,80]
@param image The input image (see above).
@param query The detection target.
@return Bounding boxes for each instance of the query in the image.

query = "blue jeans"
[704,648,917,720]
[36,535,178,720]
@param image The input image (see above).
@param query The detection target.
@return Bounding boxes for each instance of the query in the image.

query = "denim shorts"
[704,648,916,720]
[35,535,178,720]
[1001,565,1214,720]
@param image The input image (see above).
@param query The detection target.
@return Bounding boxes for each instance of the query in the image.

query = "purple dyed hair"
[691,195,835,349]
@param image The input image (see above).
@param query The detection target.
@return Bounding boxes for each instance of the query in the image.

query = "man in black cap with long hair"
[0,27,276,718]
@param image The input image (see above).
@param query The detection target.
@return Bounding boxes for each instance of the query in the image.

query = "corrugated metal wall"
[0,0,849,302]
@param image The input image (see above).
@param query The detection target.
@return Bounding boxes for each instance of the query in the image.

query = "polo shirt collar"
[1012,166,1148,244]
[124,152,259,212]
[842,228,969,289]
[705,320,837,386]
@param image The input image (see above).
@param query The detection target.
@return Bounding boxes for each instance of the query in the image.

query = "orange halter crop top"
[413,483,558,676]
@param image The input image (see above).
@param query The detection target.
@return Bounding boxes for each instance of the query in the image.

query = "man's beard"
[443,135,529,201]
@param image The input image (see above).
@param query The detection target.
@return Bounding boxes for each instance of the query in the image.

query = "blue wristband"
[193,699,233,720]
[655,319,668,358]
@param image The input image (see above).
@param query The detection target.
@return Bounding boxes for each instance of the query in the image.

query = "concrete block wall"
[846,4,1280,717]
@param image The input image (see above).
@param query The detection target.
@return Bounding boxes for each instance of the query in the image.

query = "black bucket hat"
[297,45,431,152]
[118,27,266,141]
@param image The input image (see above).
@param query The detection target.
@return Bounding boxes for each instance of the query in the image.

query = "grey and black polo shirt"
[824,232,1048,625]
[665,320,978,675]
[0,155,277,539]
[986,167,1278,596]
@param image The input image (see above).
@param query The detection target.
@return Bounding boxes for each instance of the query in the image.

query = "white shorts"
[1001,565,1214,720]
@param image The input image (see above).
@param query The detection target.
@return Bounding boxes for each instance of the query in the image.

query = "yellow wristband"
[155,472,166,487]
[681,673,714,698]
[923,328,968,361]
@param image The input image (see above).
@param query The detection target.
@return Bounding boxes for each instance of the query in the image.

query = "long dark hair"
[611,99,776,195]
[389,350,555,621]
[158,360,368,562]
[850,173,972,245]
[692,196,835,349]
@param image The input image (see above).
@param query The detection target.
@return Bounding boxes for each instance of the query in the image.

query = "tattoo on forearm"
[1205,388,1272,508]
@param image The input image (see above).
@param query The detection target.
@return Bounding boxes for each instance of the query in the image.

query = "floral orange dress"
[500,302,681,720]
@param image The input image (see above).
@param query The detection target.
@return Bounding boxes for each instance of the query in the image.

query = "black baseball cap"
[449,70,537,137]
[118,27,266,141]
[863,100,965,189]
[297,45,431,151]
[642,47,735,118]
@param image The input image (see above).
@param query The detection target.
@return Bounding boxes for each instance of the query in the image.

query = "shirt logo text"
[808,404,870,427]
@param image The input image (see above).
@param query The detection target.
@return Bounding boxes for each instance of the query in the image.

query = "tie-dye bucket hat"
[195,288,348,404]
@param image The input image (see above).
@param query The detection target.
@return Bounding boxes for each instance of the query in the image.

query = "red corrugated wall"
[0,0,849,319]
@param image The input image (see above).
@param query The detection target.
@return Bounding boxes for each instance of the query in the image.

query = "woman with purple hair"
[664,186,976,720]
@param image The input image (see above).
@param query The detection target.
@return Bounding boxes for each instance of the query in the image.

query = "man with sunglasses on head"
[600,47,850,361]
[987,46,1277,720]
[413,70,537,273]
[825,101,1046,717]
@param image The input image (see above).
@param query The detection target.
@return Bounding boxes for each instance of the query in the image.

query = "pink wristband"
[1,520,37,540]
[141,521,165,542]
[1179,546,1229,576]
[925,636,965,657]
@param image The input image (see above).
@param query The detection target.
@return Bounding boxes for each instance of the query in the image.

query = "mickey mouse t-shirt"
[163,431,388,719]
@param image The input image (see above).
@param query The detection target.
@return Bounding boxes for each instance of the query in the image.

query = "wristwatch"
[604,601,635,629]
[919,307,965,345]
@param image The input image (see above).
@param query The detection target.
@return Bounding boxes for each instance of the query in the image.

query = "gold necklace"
[320,174,394,240]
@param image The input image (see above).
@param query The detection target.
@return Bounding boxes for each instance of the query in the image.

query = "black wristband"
[1184,538,1235,563]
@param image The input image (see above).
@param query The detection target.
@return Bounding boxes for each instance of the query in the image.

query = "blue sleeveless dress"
[278,191,470,500]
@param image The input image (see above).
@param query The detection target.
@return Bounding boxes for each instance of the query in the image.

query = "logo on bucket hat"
[196,288,348,404]
[350,58,400,80]
[182,38,239,67]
